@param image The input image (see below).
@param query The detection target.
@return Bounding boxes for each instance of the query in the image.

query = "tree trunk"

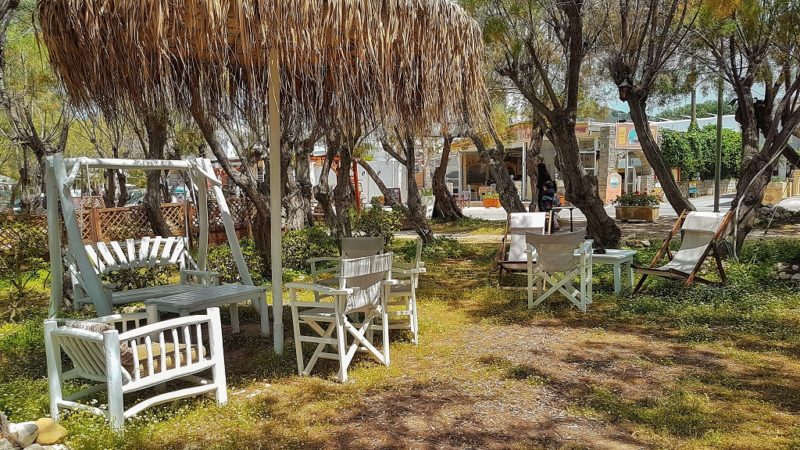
[628,92,695,214]
[526,124,544,211]
[189,94,272,269]
[295,136,316,227]
[358,158,407,213]
[313,142,338,234]
[282,141,307,230]
[401,136,435,244]
[468,133,526,213]
[333,140,355,238]
[730,90,764,251]
[142,111,172,237]
[116,171,129,207]
[547,119,621,248]
[102,169,116,207]
[432,135,463,221]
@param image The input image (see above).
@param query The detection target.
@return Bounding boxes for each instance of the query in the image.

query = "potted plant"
[614,191,661,222]
[482,191,501,208]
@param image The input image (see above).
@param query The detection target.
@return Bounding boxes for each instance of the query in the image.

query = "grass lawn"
[1,236,800,449]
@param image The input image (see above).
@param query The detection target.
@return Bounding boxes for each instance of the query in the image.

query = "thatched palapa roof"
[38,0,488,133]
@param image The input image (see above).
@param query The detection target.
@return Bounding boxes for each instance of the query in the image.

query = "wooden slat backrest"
[73,236,193,276]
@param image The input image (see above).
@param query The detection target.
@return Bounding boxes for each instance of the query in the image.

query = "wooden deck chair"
[288,253,394,382]
[373,239,426,344]
[526,230,593,312]
[44,307,227,430]
[633,211,732,292]
[495,212,548,288]
[308,236,385,301]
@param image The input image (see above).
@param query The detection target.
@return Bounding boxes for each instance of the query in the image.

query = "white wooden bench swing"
[43,154,267,428]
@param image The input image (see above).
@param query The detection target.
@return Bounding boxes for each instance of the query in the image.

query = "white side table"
[574,248,637,295]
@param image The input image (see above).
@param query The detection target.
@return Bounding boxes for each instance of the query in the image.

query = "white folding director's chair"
[288,253,394,382]
[526,230,593,312]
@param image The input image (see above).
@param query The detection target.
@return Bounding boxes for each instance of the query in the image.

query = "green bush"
[352,206,403,245]
[0,220,49,321]
[207,239,266,285]
[103,266,173,291]
[282,227,338,272]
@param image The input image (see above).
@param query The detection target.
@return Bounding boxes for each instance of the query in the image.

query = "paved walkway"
[460,194,800,222]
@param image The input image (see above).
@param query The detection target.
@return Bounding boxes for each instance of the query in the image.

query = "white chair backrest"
[526,230,587,273]
[78,236,192,275]
[507,213,547,262]
[341,236,385,258]
[339,253,393,314]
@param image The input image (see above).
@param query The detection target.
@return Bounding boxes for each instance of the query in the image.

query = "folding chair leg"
[335,309,348,383]
[290,293,305,377]
[633,274,648,294]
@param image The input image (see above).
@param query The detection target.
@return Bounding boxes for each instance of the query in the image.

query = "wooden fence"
[0,198,257,252]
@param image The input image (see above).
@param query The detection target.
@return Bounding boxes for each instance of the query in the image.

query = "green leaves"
[661,125,742,180]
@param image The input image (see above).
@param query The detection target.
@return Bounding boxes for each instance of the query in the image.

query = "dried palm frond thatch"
[38,0,488,133]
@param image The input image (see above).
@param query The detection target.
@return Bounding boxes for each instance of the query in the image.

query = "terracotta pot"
[482,198,501,208]
[615,206,659,222]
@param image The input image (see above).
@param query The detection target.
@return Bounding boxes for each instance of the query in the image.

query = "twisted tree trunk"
[468,132,526,213]
[526,124,544,211]
[548,118,621,248]
[142,110,172,237]
[358,158,407,212]
[332,139,355,238]
[628,91,695,214]
[313,141,338,234]
[432,134,463,221]
[401,136,434,244]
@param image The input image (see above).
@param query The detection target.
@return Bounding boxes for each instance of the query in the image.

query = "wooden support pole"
[269,48,284,354]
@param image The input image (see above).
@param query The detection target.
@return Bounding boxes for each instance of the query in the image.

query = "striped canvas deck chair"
[526,230,593,312]
[634,211,732,292]
[495,212,548,288]
[288,253,394,382]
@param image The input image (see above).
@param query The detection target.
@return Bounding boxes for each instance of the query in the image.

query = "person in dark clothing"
[536,162,553,211]
[541,180,560,231]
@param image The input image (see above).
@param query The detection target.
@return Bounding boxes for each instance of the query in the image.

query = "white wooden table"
[575,248,637,295]
[145,284,269,335]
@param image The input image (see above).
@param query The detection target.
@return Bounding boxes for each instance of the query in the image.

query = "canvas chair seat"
[526,230,593,312]
[634,211,732,292]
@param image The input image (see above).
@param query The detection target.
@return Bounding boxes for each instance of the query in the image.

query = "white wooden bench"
[65,236,220,310]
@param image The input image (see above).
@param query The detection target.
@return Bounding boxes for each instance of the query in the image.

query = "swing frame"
[45,155,255,317]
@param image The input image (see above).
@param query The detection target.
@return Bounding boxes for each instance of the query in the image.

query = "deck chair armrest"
[285,282,354,296]
[180,269,221,285]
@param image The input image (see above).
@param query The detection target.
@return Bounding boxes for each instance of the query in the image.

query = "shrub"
[207,239,266,285]
[0,220,49,321]
[352,206,403,245]
[104,266,173,291]
[282,227,338,272]
[613,191,660,207]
